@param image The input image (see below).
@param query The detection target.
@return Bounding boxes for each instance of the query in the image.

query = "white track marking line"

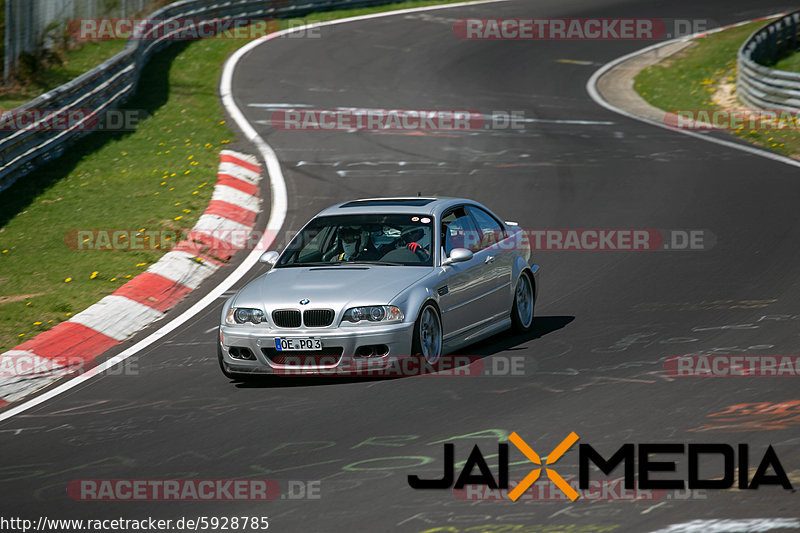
[648,518,800,533]
[585,13,800,169]
[0,0,513,422]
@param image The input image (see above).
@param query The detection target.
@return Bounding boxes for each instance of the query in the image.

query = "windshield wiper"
[280,261,411,268]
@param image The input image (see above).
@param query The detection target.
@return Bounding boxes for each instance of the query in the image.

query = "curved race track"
[2,0,800,531]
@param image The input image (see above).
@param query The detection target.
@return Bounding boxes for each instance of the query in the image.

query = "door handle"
[484,255,495,264]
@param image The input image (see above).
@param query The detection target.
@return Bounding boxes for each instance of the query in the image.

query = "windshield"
[277,214,434,267]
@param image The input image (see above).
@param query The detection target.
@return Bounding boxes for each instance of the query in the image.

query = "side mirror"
[442,248,473,266]
[259,251,280,265]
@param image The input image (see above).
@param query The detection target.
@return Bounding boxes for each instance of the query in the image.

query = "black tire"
[511,270,535,334]
[411,302,443,364]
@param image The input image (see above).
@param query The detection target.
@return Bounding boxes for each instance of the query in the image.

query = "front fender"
[390,283,439,324]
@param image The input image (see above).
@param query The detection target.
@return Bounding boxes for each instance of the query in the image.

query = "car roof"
[314,197,482,217]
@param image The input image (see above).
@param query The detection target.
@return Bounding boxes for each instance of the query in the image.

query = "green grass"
[635,19,800,158]
[0,0,479,352]
[773,51,800,73]
[0,40,129,109]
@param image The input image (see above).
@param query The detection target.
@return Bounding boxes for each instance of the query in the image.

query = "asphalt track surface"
[2,0,800,532]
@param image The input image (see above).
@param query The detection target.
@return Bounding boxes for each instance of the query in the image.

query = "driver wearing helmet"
[329,227,378,262]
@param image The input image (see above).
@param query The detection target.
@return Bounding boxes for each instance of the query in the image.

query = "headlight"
[225,307,265,325]
[342,306,404,324]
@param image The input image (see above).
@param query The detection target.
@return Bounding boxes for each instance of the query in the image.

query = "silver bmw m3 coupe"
[218,197,539,379]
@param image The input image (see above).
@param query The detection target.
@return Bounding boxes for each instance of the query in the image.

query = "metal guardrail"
[0,0,398,193]
[737,11,800,112]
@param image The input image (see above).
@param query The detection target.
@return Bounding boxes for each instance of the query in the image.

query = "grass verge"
[0,0,479,353]
[773,52,800,73]
[0,40,129,110]
[634,19,800,159]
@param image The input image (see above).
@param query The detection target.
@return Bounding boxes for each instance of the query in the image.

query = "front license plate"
[274,338,322,351]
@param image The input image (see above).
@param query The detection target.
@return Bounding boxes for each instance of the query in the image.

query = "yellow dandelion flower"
[192,190,199,195]
[90,271,98,279]
[174,216,183,221]
[33,321,42,325]
[64,277,72,283]
[184,170,191,175]
[136,262,147,267]
[110,277,117,281]
[18,333,25,337]
[66,312,72,316]
[125,275,132,279]
[187,155,193,160]
[1,249,7,253]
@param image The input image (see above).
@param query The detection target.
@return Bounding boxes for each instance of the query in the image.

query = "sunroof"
[340,198,436,207]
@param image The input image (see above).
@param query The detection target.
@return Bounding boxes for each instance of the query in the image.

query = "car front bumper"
[219,321,415,375]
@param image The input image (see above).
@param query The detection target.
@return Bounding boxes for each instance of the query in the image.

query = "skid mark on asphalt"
[691,400,800,432]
